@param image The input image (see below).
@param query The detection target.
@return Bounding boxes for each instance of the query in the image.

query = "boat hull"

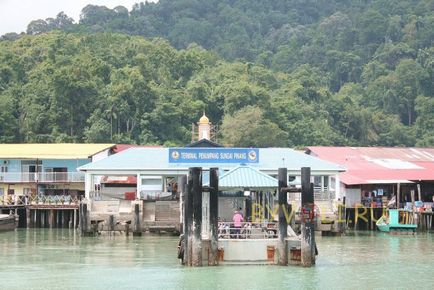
[376,210,417,233]
[0,215,17,231]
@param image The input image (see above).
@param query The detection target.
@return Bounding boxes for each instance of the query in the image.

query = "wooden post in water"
[340,196,346,234]
[180,175,187,234]
[133,203,142,236]
[397,183,400,209]
[49,209,54,228]
[191,167,203,267]
[62,210,66,228]
[301,167,315,267]
[209,167,219,266]
[41,210,45,228]
[80,202,91,236]
[109,215,115,234]
[73,208,77,229]
[26,207,30,228]
[278,167,288,266]
[184,169,194,266]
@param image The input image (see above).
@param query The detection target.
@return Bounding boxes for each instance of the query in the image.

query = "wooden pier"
[0,195,79,228]
[180,167,316,267]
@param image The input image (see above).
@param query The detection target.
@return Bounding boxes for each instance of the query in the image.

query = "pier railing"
[218,222,278,239]
[0,172,85,183]
[0,195,81,206]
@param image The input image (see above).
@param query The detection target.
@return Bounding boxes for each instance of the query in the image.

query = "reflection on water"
[0,229,433,289]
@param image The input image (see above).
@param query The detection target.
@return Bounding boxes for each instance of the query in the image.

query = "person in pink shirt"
[232,210,244,238]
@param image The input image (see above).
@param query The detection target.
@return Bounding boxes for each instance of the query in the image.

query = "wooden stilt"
[340,197,346,233]
[278,167,288,266]
[62,210,66,228]
[109,215,115,234]
[26,207,30,228]
[191,167,203,267]
[80,203,91,236]
[73,209,77,229]
[180,175,187,235]
[301,167,315,267]
[49,209,54,228]
[209,167,219,266]
[41,210,45,228]
[397,183,400,209]
[184,170,194,266]
[133,203,142,236]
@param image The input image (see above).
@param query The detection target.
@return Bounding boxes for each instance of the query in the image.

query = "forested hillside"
[1,0,434,147]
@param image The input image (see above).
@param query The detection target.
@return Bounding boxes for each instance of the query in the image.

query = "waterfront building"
[0,143,114,207]
[79,114,344,233]
[306,147,434,230]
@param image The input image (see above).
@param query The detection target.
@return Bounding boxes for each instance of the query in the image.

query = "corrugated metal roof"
[79,147,344,172]
[218,165,278,189]
[0,144,115,159]
[307,146,434,185]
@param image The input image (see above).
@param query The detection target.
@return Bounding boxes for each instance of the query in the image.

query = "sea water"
[0,229,432,290]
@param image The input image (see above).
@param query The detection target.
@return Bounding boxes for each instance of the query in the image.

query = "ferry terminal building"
[79,114,344,225]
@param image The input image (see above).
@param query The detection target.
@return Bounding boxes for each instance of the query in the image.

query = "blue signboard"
[169,148,259,163]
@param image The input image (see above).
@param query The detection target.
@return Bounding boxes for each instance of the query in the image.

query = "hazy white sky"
[0,0,155,35]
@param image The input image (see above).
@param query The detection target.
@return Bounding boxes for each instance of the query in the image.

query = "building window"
[24,188,33,196]
[314,176,322,188]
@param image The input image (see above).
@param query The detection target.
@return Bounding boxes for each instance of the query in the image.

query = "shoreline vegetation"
[0,0,433,148]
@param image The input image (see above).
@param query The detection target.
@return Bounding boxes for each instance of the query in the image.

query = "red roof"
[307,147,434,185]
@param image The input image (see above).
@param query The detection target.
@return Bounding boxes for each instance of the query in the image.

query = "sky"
[0,0,156,35]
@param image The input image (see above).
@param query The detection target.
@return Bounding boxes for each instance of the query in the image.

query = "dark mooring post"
[191,167,203,267]
[80,202,89,236]
[184,169,194,266]
[133,203,142,236]
[278,167,288,266]
[109,215,115,234]
[180,175,187,234]
[26,207,30,228]
[209,167,219,266]
[301,167,315,267]
[339,196,346,234]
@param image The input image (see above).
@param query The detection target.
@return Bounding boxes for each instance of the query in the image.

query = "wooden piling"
[49,210,54,228]
[109,215,115,233]
[35,209,38,228]
[209,167,219,266]
[26,207,30,228]
[73,209,77,229]
[339,197,346,233]
[41,210,45,228]
[62,210,66,228]
[191,167,203,267]
[301,167,315,267]
[180,175,187,234]
[80,202,91,236]
[183,170,194,266]
[278,167,288,266]
[133,203,142,236]
[397,183,400,208]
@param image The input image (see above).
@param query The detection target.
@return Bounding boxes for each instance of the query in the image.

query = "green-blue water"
[0,229,433,290]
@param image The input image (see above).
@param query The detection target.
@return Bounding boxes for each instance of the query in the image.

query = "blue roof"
[79,147,344,172]
[217,165,278,189]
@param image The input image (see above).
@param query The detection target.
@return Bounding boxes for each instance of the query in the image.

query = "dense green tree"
[2,0,434,147]
[220,106,287,147]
